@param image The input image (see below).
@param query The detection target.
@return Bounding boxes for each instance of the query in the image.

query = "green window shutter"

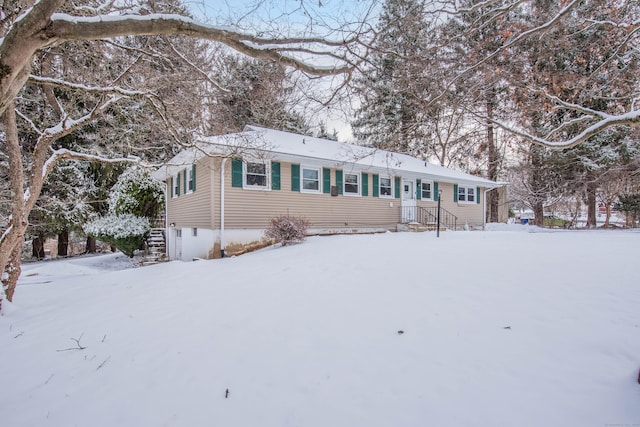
[291,164,300,192]
[271,162,281,190]
[183,170,187,194]
[170,177,173,197]
[394,177,401,199]
[362,173,368,196]
[453,184,458,202]
[373,174,379,197]
[231,158,243,188]
[176,173,181,196]
[434,182,439,201]
[336,169,343,195]
[192,164,196,192]
[477,187,481,204]
[323,168,331,194]
[416,179,422,200]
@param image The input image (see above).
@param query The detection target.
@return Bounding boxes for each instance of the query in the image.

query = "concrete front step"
[397,223,447,232]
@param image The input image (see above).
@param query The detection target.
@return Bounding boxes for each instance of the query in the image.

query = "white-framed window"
[176,229,182,238]
[244,161,270,189]
[458,185,476,203]
[344,172,360,196]
[186,167,195,193]
[380,176,393,198]
[301,166,321,193]
[172,174,180,198]
[421,181,433,200]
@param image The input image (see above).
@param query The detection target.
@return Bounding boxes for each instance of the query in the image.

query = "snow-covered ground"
[2,228,639,427]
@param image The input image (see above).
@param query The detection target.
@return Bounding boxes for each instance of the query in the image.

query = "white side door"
[402,179,416,222]
[171,228,182,260]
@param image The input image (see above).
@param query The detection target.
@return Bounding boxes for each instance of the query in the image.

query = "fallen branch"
[96,356,111,371]
[56,334,86,352]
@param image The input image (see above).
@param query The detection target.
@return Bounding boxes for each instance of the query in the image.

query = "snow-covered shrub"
[109,167,164,218]
[84,214,150,257]
[264,215,310,246]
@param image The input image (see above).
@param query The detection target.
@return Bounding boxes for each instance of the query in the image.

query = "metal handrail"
[400,206,458,231]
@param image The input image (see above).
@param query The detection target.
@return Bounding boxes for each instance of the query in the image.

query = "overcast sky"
[183,0,378,141]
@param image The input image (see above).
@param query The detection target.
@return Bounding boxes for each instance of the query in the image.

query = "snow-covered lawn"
[2,228,639,427]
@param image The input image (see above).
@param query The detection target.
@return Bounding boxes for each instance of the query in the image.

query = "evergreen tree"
[108,167,164,220]
[351,0,431,154]
[211,55,311,135]
[615,194,640,227]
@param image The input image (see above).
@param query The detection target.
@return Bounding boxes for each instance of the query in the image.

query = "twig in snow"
[101,334,107,343]
[44,374,54,385]
[13,331,24,338]
[96,356,111,371]
[225,388,229,398]
[56,333,86,352]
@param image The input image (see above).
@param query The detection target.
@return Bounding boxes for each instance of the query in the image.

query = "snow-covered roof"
[154,125,503,188]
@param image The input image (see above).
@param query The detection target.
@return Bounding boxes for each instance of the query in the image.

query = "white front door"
[402,179,416,222]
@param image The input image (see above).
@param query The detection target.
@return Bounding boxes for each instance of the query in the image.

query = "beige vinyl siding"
[165,157,487,231]
[224,162,401,229]
[166,157,215,228]
[416,182,484,227]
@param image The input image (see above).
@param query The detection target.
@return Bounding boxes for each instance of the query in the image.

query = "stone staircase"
[142,228,167,265]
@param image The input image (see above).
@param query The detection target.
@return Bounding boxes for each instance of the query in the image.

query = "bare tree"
[0,0,369,304]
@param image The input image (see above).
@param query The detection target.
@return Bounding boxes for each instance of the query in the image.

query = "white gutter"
[483,184,507,230]
[220,158,228,257]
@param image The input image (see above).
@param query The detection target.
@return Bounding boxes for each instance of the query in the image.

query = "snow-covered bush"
[84,214,150,257]
[264,215,310,246]
[109,167,164,218]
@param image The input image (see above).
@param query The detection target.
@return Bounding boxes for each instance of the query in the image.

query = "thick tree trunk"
[604,203,611,227]
[32,233,46,259]
[57,228,69,257]
[585,175,597,228]
[86,236,97,253]
[0,103,28,303]
[3,242,23,303]
[532,201,544,227]
[486,89,500,223]
[529,144,546,227]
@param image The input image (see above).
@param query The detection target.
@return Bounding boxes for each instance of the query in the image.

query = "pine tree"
[211,55,311,135]
[351,0,431,154]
